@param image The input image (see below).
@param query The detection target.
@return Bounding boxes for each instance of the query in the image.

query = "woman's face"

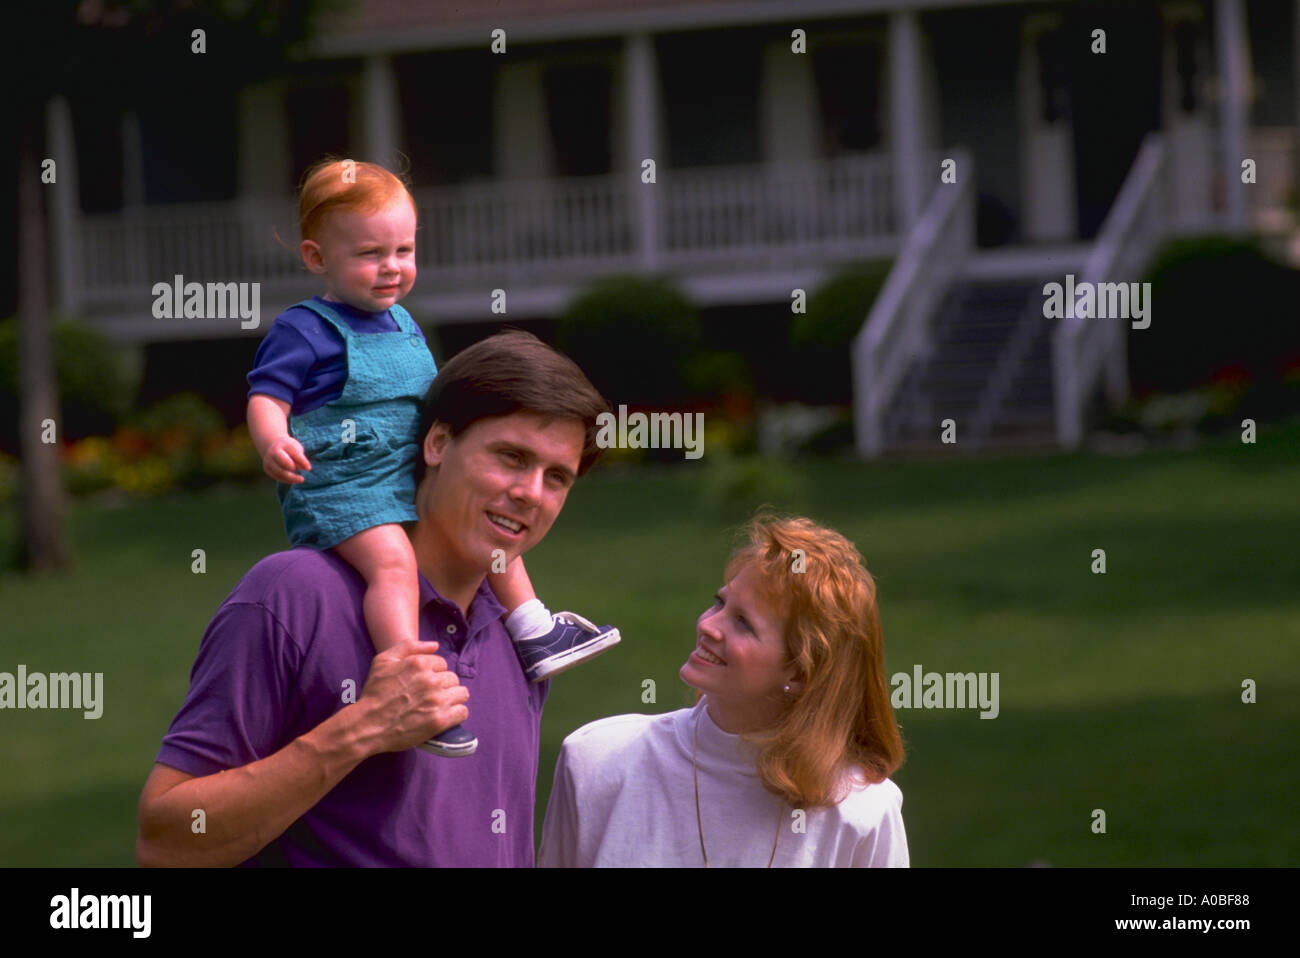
[679,562,795,727]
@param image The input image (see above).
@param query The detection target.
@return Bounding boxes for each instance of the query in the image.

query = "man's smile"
[487,511,526,536]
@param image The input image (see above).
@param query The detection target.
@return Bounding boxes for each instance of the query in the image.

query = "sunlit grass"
[2,421,1296,865]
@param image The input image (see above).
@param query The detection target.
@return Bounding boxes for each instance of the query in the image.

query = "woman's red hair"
[726,514,904,808]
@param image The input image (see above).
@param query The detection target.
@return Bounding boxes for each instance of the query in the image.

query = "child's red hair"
[297,158,414,243]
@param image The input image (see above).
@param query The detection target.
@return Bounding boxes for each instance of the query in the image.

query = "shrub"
[1133,238,1299,395]
[0,316,139,452]
[126,393,226,489]
[787,260,892,404]
[556,275,703,406]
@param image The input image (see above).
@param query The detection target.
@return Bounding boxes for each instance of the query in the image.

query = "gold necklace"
[692,706,783,868]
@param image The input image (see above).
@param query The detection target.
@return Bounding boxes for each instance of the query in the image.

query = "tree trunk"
[17,101,71,572]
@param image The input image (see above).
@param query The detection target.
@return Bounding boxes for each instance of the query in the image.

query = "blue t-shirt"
[247,297,429,415]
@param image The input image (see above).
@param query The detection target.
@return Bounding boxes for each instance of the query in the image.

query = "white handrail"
[1053,134,1166,448]
[853,148,974,457]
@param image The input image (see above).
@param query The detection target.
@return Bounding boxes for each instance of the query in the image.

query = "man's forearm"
[137,703,381,867]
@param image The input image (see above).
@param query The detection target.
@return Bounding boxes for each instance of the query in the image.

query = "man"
[135,331,608,866]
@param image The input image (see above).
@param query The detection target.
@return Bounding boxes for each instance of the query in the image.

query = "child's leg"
[490,554,537,612]
[493,556,555,641]
[334,524,419,652]
[337,525,476,757]
[492,556,621,683]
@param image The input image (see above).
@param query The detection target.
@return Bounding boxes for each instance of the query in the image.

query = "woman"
[539,514,907,867]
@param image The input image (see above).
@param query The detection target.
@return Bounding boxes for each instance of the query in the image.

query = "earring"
[783,684,791,694]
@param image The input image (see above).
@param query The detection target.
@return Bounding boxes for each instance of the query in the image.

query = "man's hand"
[136,641,469,867]
[357,641,469,752]
[262,434,311,484]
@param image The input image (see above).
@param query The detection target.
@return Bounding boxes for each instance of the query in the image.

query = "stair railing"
[854,148,974,457]
[1053,134,1167,448]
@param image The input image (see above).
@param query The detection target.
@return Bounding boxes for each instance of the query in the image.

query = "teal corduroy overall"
[277,299,437,549]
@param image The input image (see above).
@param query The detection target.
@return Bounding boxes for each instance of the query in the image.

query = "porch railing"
[75,153,900,309]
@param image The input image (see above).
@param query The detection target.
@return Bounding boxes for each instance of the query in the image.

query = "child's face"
[301,196,417,313]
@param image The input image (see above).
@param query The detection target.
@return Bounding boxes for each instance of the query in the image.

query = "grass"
[1,420,1297,866]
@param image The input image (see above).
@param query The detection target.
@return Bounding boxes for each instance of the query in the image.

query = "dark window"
[395,51,493,186]
[812,41,884,153]
[137,88,237,203]
[1036,29,1070,124]
[71,93,125,213]
[544,62,613,176]
[1174,21,1200,114]
[286,76,351,183]
[658,33,761,167]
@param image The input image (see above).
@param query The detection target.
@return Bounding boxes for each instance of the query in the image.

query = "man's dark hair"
[415,330,610,486]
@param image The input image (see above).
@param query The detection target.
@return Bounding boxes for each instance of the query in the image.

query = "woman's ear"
[783,671,805,697]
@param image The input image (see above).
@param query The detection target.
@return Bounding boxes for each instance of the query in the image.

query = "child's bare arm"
[248,394,311,484]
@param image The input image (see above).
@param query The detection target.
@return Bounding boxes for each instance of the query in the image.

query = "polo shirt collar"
[416,572,507,633]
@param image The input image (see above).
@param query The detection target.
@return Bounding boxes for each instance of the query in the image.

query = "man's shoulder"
[229,548,361,610]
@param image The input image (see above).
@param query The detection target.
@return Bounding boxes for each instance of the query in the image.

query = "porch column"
[889,11,925,232]
[760,39,819,163]
[238,80,290,197]
[493,60,553,180]
[121,112,145,207]
[624,32,661,269]
[362,55,401,166]
[1215,0,1251,233]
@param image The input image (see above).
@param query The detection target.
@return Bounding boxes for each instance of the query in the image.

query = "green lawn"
[2,421,1297,866]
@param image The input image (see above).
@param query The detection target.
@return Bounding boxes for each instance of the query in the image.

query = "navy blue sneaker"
[418,723,478,758]
[515,611,620,683]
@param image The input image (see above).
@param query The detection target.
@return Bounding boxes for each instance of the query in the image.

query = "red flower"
[1209,363,1251,387]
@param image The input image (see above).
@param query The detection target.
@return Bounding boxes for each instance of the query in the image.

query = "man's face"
[418,410,585,577]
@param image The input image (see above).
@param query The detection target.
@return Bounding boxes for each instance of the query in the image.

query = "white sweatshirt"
[538,698,909,867]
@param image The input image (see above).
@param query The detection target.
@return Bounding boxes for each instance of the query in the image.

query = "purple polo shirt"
[156,548,548,867]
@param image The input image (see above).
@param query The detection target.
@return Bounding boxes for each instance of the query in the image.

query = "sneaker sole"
[417,738,478,758]
[527,629,621,683]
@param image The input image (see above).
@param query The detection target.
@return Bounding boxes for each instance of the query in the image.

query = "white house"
[45,0,1298,452]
